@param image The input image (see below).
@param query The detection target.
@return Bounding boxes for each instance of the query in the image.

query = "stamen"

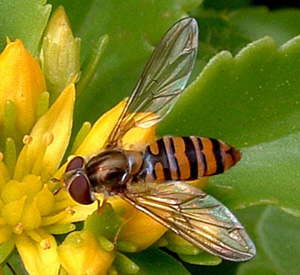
[14,223,24,234]
[41,211,68,226]
[0,152,4,162]
[44,223,76,235]
[27,230,44,244]
[4,100,17,140]
[42,132,54,146]
[31,132,53,175]
[4,138,16,177]
[23,135,33,145]
[98,235,114,252]
[40,239,51,250]
[66,207,76,215]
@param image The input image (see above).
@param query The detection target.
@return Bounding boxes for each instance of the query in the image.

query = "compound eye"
[68,174,94,205]
[66,156,85,172]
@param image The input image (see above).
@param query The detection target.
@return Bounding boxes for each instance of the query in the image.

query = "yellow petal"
[0,159,10,190]
[58,230,115,275]
[14,83,75,182]
[75,101,126,156]
[0,39,46,135]
[2,196,26,226]
[21,199,41,230]
[122,123,157,150]
[111,198,167,251]
[36,184,55,216]
[15,230,60,275]
[0,225,12,244]
[75,101,157,156]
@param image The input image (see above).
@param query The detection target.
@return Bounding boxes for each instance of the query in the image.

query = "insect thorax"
[85,149,144,195]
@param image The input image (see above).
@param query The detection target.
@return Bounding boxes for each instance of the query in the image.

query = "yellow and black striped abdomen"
[143,136,241,182]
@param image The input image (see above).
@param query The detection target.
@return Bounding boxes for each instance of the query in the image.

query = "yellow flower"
[0,37,170,274]
[0,39,46,141]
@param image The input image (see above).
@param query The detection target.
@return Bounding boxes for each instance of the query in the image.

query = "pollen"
[14,222,24,234]
[42,131,54,146]
[23,135,33,145]
[40,238,51,250]
[66,207,76,215]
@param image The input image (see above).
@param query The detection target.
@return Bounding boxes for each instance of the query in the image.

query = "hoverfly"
[63,18,256,262]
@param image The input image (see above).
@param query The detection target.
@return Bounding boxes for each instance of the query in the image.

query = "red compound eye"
[66,156,85,172]
[68,174,94,205]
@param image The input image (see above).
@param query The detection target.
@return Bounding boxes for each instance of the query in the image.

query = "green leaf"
[160,36,300,145]
[208,131,300,211]
[126,248,191,275]
[236,206,300,275]
[230,8,300,46]
[203,0,251,10]
[190,8,300,82]
[0,0,51,56]
[0,240,14,264]
[84,203,123,240]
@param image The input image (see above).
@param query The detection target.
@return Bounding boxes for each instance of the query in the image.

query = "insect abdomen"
[143,136,241,182]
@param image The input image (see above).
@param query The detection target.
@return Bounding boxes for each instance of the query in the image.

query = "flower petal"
[0,39,46,136]
[58,230,115,275]
[15,230,60,275]
[75,101,157,156]
[14,83,75,182]
[75,101,126,156]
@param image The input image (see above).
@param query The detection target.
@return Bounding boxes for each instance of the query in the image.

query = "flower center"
[0,174,55,237]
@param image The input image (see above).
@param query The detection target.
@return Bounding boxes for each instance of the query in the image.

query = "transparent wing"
[121,181,256,262]
[107,18,198,148]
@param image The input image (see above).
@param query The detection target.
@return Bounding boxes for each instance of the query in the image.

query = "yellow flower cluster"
[0,8,169,275]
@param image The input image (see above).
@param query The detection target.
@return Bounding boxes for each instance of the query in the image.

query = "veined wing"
[107,18,198,148]
[121,181,256,262]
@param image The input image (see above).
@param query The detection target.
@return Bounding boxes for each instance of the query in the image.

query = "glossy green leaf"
[236,206,300,275]
[208,131,300,211]
[230,8,300,46]
[203,0,251,10]
[84,203,123,240]
[126,248,191,275]
[0,0,51,56]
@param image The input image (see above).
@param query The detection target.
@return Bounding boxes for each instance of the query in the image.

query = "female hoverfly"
[63,18,256,262]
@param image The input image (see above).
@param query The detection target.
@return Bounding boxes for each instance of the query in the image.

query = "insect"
[63,17,256,262]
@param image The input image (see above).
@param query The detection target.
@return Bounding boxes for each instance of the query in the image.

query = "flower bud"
[40,6,81,101]
[58,230,115,275]
[0,39,46,138]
